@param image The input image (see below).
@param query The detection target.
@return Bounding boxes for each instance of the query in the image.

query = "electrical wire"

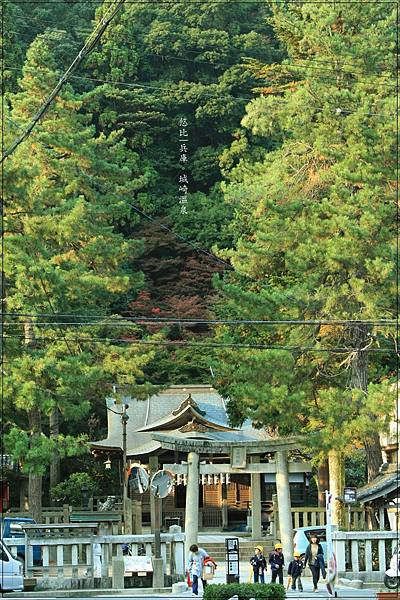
[3,314,397,327]
[5,64,396,113]
[3,333,396,354]
[1,0,126,162]
[4,27,397,80]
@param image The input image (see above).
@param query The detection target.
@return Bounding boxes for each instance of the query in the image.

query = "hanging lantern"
[104,456,112,470]
[226,474,230,485]
[183,474,187,486]
[213,474,219,485]
[201,474,207,485]
[220,474,225,485]
[207,475,212,485]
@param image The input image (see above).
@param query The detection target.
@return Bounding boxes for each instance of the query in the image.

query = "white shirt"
[187,548,209,577]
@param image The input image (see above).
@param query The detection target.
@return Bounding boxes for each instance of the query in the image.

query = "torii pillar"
[185,451,200,557]
[275,450,294,563]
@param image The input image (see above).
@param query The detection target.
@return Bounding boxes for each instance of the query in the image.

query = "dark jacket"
[304,543,324,568]
[288,558,304,578]
[269,551,284,571]
[250,554,266,572]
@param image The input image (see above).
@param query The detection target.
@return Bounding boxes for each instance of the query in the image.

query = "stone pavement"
[180,561,378,599]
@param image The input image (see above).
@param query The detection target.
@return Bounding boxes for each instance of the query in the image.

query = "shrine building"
[91,384,311,558]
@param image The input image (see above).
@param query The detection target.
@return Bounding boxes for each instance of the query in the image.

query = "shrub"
[50,472,100,505]
[203,583,285,600]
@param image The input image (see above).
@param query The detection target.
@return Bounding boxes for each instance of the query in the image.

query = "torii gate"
[152,434,309,563]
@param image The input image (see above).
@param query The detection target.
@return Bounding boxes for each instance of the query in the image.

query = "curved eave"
[137,405,235,433]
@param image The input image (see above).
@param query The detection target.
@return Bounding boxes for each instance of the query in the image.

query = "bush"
[50,472,100,505]
[203,583,285,600]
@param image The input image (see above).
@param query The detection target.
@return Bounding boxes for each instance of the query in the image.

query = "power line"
[4,26,397,81]
[5,64,395,115]
[4,313,397,326]
[4,333,395,354]
[1,0,126,163]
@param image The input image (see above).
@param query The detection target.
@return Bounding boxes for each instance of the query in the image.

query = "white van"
[0,538,24,591]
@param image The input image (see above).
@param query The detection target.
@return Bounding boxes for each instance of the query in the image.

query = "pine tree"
[215,2,396,514]
[4,31,157,518]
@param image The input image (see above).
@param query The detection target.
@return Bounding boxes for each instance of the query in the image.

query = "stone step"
[201,540,274,561]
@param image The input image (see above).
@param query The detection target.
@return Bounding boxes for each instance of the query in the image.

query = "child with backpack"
[288,551,304,591]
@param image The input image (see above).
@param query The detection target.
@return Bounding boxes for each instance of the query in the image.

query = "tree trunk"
[24,321,43,521]
[350,323,382,481]
[49,408,60,500]
[28,408,43,522]
[328,448,345,527]
[28,469,42,523]
[364,434,383,482]
[317,459,330,507]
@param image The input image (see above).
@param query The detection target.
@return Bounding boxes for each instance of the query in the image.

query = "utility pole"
[121,404,129,532]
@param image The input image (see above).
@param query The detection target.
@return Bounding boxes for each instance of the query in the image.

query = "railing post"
[365,540,373,572]
[351,540,359,573]
[71,544,78,579]
[63,504,70,523]
[378,539,386,571]
[335,538,346,573]
[56,544,64,578]
[112,556,125,589]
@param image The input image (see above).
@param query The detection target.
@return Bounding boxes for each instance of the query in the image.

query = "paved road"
[5,579,380,600]
[4,588,376,600]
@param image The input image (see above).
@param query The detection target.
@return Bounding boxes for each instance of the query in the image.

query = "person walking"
[269,543,284,585]
[288,551,304,592]
[250,545,267,583]
[187,544,216,596]
[304,534,326,592]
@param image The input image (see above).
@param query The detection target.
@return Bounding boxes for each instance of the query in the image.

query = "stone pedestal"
[185,451,200,556]
[111,556,125,589]
[152,557,164,588]
[172,582,188,594]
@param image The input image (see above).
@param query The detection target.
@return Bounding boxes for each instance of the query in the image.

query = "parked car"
[0,538,24,591]
[293,526,328,562]
[0,517,42,565]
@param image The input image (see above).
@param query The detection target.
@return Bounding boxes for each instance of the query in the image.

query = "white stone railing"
[4,531,185,589]
[333,530,397,581]
[291,506,366,529]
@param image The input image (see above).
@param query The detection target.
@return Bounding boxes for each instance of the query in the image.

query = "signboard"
[225,537,240,583]
[124,555,153,575]
[231,447,247,469]
[343,487,357,503]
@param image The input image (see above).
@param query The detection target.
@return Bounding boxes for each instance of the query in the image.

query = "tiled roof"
[91,385,266,457]
[357,466,399,502]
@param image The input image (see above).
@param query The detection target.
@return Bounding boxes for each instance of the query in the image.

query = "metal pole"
[121,404,129,532]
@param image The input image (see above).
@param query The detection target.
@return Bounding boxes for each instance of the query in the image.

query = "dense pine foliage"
[3,0,397,513]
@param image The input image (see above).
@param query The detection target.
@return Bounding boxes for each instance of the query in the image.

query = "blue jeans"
[253,569,265,583]
[192,574,207,595]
